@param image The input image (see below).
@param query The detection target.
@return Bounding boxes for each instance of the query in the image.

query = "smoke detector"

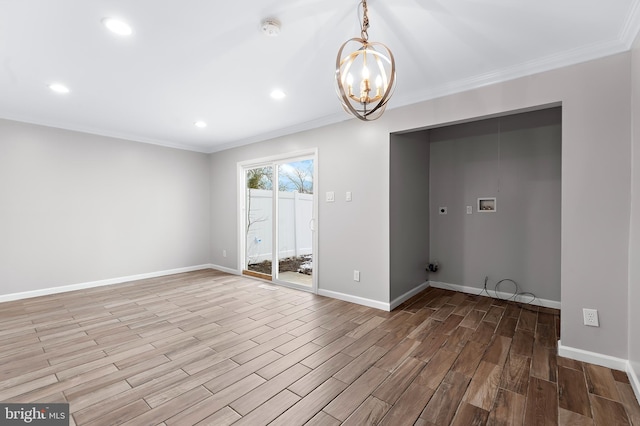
[261,19,281,37]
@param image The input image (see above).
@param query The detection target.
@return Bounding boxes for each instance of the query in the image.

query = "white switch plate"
[326,191,335,202]
[466,206,472,214]
[346,191,352,202]
[223,250,227,257]
[353,270,360,281]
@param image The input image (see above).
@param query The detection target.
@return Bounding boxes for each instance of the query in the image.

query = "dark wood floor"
[1,270,639,425]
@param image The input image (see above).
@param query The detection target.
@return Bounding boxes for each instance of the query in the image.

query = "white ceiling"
[1,1,639,153]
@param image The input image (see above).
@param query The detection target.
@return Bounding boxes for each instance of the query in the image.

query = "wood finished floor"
[1,270,639,426]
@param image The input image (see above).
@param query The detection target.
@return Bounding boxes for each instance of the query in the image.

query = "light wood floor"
[1,269,639,425]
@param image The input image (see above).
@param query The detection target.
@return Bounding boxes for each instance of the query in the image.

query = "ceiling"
[1,1,639,153]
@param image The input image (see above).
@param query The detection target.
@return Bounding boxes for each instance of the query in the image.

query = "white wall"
[428,109,561,302]
[629,34,640,388]
[210,52,631,359]
[0,119,211,296]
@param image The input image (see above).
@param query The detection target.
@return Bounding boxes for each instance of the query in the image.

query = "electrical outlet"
[222,250,227,258]
[466,206,472,214]
[353,270,360,282]
[583,308,599,327]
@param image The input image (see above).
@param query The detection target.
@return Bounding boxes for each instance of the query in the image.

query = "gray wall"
[0,119,211,296]
[210,52,631,359]
[210,119,392,303]
[0,43,630,364]
[428,109,561,302]
[389,132,430,301]
[387,54,631,359]
[629,34,640,381]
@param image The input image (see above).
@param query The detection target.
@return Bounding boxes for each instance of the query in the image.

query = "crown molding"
[392,38,628,110]
[0,113,210,153]
[620,0,640,49]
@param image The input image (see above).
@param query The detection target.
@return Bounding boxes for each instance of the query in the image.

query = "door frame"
[237,149,318,293]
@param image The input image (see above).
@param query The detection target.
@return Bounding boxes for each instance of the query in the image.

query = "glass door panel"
[244,166,273,280]
[276,159,314,287]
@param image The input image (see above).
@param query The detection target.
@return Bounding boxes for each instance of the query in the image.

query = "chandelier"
[335,0,396,121]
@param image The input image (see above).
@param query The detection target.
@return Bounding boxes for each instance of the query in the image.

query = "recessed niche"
[477,197,496,212]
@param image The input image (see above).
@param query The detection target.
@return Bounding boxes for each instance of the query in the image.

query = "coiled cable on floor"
[479,276,537,305]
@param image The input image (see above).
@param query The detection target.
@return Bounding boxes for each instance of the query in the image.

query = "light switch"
[466,206,472,214]
[326,191,335,202]
[346,191,352,202]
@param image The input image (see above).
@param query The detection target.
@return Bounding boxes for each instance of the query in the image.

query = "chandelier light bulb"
[362,65,370,79]
[375,75,383,96]
[346,73,354,96]
[346,73,354,86]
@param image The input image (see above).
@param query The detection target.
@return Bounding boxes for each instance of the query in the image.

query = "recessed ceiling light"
[270,89,286,100]
[48,83,70,94]
[194,121,207,128]
[102,18,133,36]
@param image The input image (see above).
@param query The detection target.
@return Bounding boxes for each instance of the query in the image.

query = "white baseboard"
[429,280,561,309]
[558,341,640,405]
[317,289,390,311]
[628,361,640,404]
[558,340,628,371]
[210,264,241,275]
[0,264,213,303]
[390,282,430,310]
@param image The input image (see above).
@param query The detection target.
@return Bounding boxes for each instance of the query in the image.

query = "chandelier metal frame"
[335,0,396,121]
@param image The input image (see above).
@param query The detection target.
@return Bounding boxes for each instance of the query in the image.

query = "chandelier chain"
[360,0,369,41]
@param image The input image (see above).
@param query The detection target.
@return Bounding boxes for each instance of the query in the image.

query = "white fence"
[246,189,313,264]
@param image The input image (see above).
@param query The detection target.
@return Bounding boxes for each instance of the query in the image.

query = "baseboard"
[390,282,430,310]
[557,340,628,371]
[0,264,213,303]
[628,361,640,404]
[557,343,640,403]
[429,280,561,309]
[210,264,241,275]
[317,289,390,311]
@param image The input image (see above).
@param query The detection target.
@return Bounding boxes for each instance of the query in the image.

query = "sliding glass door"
[240,152,317,292]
